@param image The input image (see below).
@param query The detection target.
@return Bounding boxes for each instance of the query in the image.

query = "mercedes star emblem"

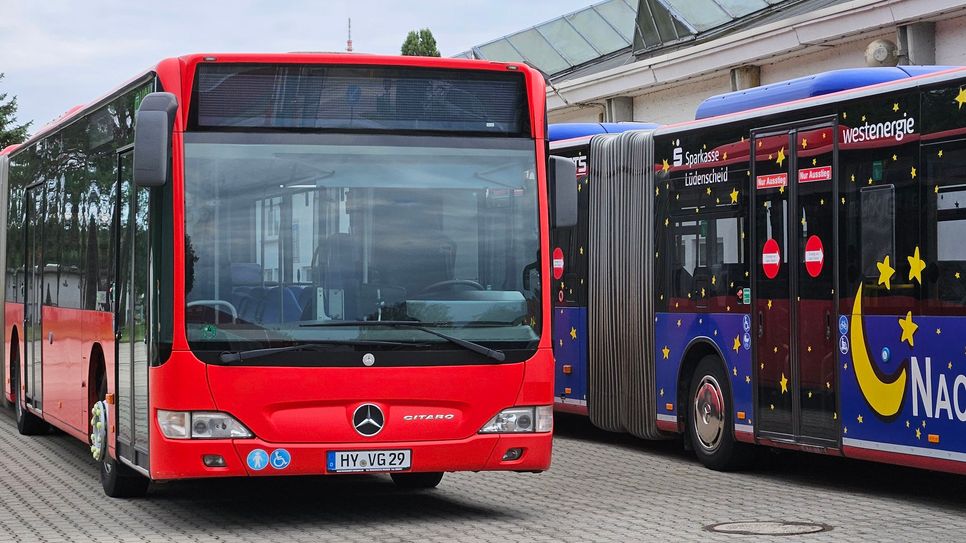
[352,404,384,437]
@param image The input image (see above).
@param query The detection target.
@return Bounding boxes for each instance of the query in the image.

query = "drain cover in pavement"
[706,521,831,536]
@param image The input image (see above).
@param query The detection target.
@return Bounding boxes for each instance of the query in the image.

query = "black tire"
[95,373,148,498]
[390,471,444,489]
[13,351,48,436]
[687,355,753,471]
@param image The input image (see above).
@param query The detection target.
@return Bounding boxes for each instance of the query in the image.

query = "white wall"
[936,14,966,65]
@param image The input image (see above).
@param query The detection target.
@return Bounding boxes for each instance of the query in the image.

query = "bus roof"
[548,122,659,148]
[694,66,956,120]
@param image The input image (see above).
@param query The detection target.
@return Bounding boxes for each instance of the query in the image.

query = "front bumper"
[150,432,552,480]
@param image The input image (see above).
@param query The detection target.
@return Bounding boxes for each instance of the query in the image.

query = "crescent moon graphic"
[850,284,907,418]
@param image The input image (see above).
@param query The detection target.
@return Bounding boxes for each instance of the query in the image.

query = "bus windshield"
[183,133,541,354]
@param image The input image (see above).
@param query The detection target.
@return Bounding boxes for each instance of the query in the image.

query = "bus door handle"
[758,311,763,338]
[825,310,831,341]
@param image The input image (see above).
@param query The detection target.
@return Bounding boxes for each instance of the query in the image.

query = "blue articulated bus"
[550,66,966,474]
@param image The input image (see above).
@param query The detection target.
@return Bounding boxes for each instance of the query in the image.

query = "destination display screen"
[189,63,531,136]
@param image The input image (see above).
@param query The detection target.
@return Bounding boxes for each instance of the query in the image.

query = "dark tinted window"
[189,63,531,136]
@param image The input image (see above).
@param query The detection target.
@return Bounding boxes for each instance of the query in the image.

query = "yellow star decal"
[662,345,670,359]
[700,287,706,297]
[579,246,584,255]
[779,373,788,394]
[892,154,898,162]
[862,115,866,122]
[711,275,717,285]
[577,183,582,192]
[570,327,577,340]
[850,174,855,183]
[898,311,918,347]
[956,272,962,279]
[843,112,847,119]
[559,339,563,347]
[916,427,922,440]
[826,381,831,389]
[812,158,817,166]
[935,185,940,194]
[911,166,917,179]
[949,361,954,370]
[773,346,778,353]
[706,187,712,196]
[956,87,966,109]
[776,147,786,167]
[907,246,926,285]
[767,299,773,310]
[801,138,807,148]
[665,217,670,227]
[779,184,785,194]
[656,186,660,196]
[733,336,741,353]
[939,149,944,158]
[937,328,942,335]
[676,319,682,327]
[662,159,670,174]
[745,376,751,384]
[733,367,738,376]
[857,414,864,423]
[723,151,728,160]
[906,420,910,428]
[808,391,812,398]
[730,187,739,204]
[893,102,900,112]
[876,255,895,290]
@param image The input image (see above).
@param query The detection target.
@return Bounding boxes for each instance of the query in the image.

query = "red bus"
[1,53,577,497]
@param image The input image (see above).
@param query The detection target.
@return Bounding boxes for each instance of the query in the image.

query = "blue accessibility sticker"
[839,335,850,355]
[742,332,751,351]
[742,314,751,333]
[247,449,268,471]
[270,448,291,470]
[839,315,849,336]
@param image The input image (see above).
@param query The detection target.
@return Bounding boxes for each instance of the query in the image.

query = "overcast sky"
[0,0,594,133]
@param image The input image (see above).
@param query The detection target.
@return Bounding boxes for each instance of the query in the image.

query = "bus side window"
[924,140,966,313]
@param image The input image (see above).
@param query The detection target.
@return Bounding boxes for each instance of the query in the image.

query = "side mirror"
[549,155,577,229]
[133,92,178,187]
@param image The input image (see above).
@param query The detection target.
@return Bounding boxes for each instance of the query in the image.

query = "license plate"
[326,449,411,473]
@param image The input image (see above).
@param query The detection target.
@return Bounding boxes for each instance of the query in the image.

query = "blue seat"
[261,286,302,324]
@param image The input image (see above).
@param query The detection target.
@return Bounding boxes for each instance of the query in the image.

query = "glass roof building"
[458,0,843,80]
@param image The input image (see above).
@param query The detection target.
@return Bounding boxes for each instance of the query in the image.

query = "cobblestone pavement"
[1,406,965,543]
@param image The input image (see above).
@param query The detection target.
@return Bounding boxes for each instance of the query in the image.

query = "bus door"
[751,119,838,446]
[115,149,151,470]
[24,182,45,412]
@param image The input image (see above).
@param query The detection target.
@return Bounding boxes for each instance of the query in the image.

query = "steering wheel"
[416,279,486,297]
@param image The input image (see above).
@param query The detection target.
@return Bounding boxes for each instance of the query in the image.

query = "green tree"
[0,73,30,148]
[401,28,441,57]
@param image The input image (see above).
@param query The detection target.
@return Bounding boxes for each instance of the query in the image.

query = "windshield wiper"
[219,339,417,363]
[300,321,506,362]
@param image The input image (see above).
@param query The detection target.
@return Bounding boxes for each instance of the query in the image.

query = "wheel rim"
[692,374,725,452]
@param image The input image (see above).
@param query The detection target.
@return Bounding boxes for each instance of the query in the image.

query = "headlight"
[157,410,253,439]
[479,406,553,434]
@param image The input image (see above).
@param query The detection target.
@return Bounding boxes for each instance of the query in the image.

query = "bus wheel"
[13,352,48,436]
[687,355,750,471]
[95,373,148,498]
[390,472,443,490]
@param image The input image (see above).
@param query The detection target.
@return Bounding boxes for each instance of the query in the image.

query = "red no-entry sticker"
[762,238,781,279]
[552,247,565,280]
[804,235,824,278]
